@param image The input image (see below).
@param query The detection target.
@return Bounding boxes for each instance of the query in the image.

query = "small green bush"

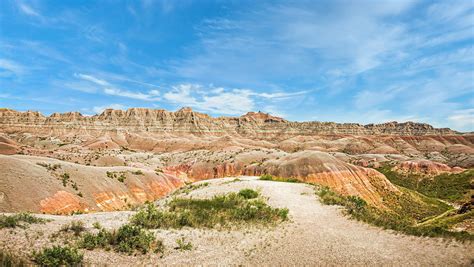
[60,173,70,187]
[117,174,126,183]
[92,222,101,229]
[175,237,193,251]
[79,224,163,254]
[259,174,273,181]
[106,171,127,182]
[132,170,144,175]
[238,189,259,199]
[32,246,83,267]
[37,163,61,171]
[80,228,111,250]
[0,213,46,229]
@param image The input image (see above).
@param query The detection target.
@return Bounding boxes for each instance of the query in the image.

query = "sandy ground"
[1,176,473,266]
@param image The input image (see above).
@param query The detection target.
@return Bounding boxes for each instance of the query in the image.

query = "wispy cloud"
[75,73,110,86]
[0,59,26,75]
[75,73,160,101]
[17,2,41,17]
[163,83,308,115]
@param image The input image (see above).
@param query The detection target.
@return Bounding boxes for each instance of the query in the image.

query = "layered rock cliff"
[0,107,460,136]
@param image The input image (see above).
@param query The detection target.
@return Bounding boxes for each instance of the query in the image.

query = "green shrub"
[259,174,273,181]
[1,250,27,267]
[60,173,70,187]
[106,171,127,182]
[114,224,157,254]
[132,170,144,175]
[131,192,288,229]
[80,228,111,250]
[175,237,193,251]
[117,174,126,183]
[79,224,163,254]
[0,213,46,229]
[36,162,61,171]
[238,189,259,199]
[32,246,83,267]
[92,222,101,229]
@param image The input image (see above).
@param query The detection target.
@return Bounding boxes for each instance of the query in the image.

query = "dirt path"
[1,176,473,266]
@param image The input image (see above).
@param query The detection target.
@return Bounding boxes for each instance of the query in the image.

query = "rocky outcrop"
[0,108,460,136]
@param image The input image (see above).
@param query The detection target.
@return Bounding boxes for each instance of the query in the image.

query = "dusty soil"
[1,176,473,266]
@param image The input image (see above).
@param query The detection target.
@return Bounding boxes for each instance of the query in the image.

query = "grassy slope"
[377,166,473,203]
[316,184,473,240]
[316,166,473,240]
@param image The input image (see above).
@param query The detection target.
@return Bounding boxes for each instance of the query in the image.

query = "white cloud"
[201,91,255,115]
[0,59,25,75]
[163,84,199,106]
[17,2,41,17]
[92,104,127,114]
[174,0,418,85]
[163,83,308,115]
[234,89,310,99]
[75,73,160,101]
[148,89,160,96]
[75,73,110,86]
[164,84,252,115]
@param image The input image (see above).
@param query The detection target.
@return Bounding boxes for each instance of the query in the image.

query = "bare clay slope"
[0,155,183,214]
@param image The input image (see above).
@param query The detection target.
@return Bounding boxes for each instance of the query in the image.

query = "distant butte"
[0,107,460,136]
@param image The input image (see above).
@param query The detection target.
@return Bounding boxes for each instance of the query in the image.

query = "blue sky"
[0,0,473,131]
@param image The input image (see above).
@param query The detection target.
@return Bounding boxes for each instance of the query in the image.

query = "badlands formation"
[1,107,473,265]
[0,107,472,214]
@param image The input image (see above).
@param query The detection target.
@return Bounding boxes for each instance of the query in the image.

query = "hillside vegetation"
[377,166,473,203]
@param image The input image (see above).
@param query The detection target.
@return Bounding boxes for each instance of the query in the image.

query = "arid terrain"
[1,177,473,266]
[0,107,473,265]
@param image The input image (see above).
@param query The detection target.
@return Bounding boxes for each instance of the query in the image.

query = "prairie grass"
[377,166,473,203]
[0,213,47,229]
[131,189,288,229]
[79,224,163,254]
[315,185,473,241]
